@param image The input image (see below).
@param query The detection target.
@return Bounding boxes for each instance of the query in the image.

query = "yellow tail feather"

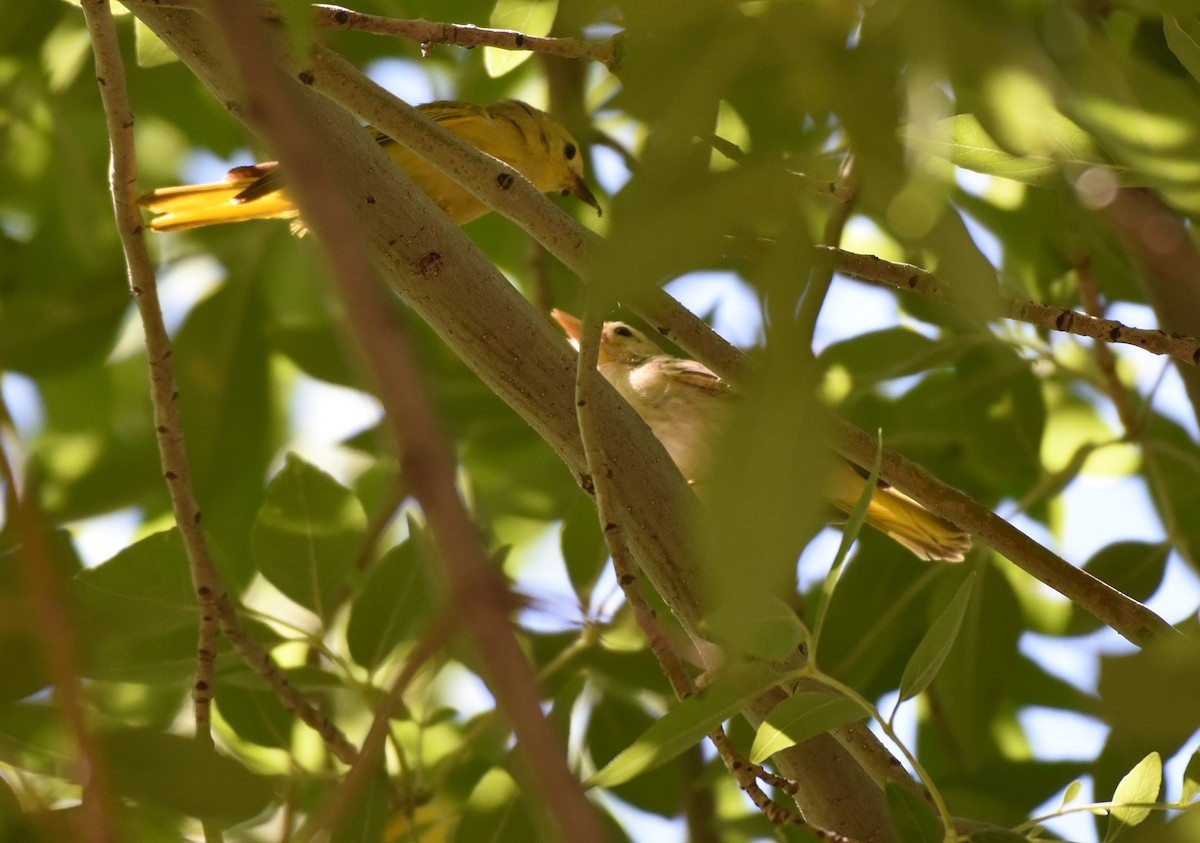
[828,462,971,562]
[139,180,299,232]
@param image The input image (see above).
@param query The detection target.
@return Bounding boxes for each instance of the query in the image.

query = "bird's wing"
[656,358,732,397]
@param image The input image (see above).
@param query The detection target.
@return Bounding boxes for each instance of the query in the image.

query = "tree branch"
[122,0,622,69]
[93,0,359,766]
[821,246,1200,368]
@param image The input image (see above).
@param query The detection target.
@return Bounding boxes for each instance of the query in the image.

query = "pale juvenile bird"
[552,310,972,562]
[139,99,601,232]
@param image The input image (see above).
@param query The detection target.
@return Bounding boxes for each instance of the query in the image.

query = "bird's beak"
[567,175,602,217]
[551,309,583,350]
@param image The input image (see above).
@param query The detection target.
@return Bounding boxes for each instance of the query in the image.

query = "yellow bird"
[552,310,972,562]
[139,99,601,232]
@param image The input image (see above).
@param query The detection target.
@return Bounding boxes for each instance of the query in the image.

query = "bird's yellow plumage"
[552,310,972,562]
[139,100,601,232]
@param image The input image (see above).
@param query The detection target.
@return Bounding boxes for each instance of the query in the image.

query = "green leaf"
[173,282,275,576]
[1182,748,1200,803]
[930,564,1024,767]
[71,530,197,637]
[455,767,538,841]
[1098,635,1200,749]
[265,318,357,388]
[586,661,795,790]
[885,782,942,843]
[1067,543,1170,635]
[1165,15,1200,85]
[904,113,1116,187]
[485,0,559,77]
[560,493,609,599]
[1106,752,1162,841]
[100,727,275,822]
[818,328,950,390]
[749,691,865,763]
[329,764,390,843]
[346,530,437,670]
[252,454,367,621]
[588,693,686,816]
[134,16,178,68]
[702,594,808,661]
[1062,778,1084,808]
[214,680,295,750]
[898,572,976,704]
[0,531,81,702]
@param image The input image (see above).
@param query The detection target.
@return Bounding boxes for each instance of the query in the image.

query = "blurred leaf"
[30,356,163,522]
[703,595,808,662]
[905,113,1117,187]
[928,563,1023,770]
[750,691,865,763]
[101,727,275,822]
[818,328,959,393]
[1144,413,1200,570]
[0,531,81,703]
[266,318,356,387]
[586,661,794,789]
[134,17,178,68]
[453,767,538,842]
[173,281,277,576]
[899,572,976,704]
[485,0,558,77]
[559,493,608,599]
[588,693,686,816]
[329,764,389,843]
[814,552,941,698]
[1165,15,1200,82]
[1183,748,1200,803]
[1066,543,1170,635]
[1106,752,1162,841]
[214,680,295,750]
[1099,635,1200,751]
[252,454,367,621]
[885,782,942,843]
[346,531,437,670]
[71,530,197,636]
[698,339,825,660]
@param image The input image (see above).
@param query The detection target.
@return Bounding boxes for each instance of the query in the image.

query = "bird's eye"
[613,325,634,338]
[564,143,577,161]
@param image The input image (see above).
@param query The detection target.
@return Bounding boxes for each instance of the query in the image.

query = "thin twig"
[821,246,1200,367]
[121,0,622,69]
[91,0,359,766]
[311,5,622,70]
[197,3,606,839]
[80,0,220,751]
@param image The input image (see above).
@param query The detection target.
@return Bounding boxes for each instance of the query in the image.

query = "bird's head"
[551,310,663,365]
[488,100,601,216]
